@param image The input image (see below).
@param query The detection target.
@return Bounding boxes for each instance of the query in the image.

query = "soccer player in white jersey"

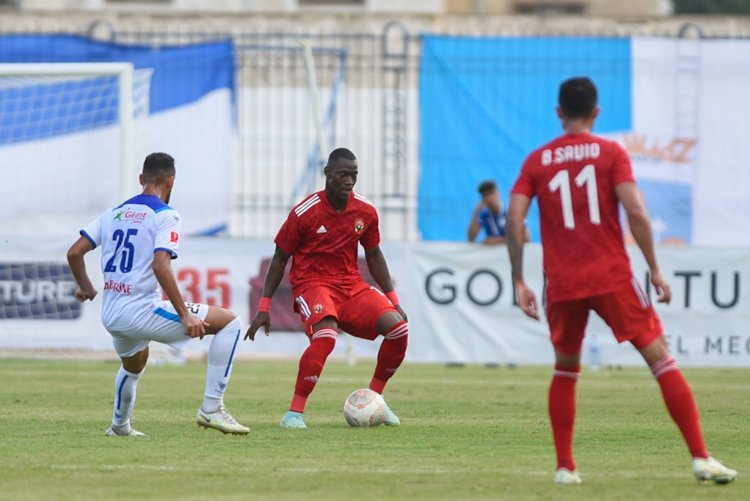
[67,152,249,436]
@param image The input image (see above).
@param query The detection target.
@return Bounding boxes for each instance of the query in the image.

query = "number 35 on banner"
[164,267,232,309]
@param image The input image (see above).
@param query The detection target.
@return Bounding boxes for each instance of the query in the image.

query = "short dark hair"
[326,147,357,168]
[478,180,497,195]
[142,152,175,184]
[559,77,598,119]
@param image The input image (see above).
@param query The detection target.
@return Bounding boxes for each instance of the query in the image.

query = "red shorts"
[293,281,396,340]
[546,280,663,356]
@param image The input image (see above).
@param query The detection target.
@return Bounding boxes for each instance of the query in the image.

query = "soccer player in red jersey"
[507,77,736,485]
[245,147,408,429]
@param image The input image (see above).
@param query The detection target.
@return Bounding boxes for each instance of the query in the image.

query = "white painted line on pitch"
[42,464,689,479]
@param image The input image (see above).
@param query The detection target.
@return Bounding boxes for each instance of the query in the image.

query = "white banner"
[406,243,750,367]
[0,237,405,361]
[1,238,749,367]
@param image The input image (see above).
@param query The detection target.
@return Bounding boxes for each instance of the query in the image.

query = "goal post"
[0,62,136,201]
[0,62,152,236]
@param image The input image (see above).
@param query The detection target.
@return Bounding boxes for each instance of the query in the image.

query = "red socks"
[652,356,709,459]
[289,322,408,413]
[548,355,708,473]
[370,321,408,394]
[289,329,337,413]
[549,365,580,471]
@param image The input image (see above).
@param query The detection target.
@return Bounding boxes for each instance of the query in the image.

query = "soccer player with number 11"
[506,77,736,485]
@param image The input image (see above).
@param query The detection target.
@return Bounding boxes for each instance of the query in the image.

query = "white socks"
[112,366,143,427]
[203,316,242,413]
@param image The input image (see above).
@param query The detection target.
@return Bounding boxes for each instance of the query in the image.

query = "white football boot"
[382,400,400,427]
[554,468,582,485]
[105,422,145,437]
[692,456,737,484]
[196,405,249,435]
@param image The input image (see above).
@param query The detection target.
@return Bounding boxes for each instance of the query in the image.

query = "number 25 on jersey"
[548,164,600,230]
[104,229,138,273]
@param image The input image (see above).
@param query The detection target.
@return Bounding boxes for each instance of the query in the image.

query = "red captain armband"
[257,297,272,313]
[385,291,400,307]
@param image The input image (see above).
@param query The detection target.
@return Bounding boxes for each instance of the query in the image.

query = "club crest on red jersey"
[314,304,324,314]
[354,218,365,233]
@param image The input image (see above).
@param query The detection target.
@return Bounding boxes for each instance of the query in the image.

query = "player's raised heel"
[280,410,307,429]
[692,457,737,484]
[196,406,249,435]
[382,401,400,426]
[554,468,582,485]
[105,422,145,437]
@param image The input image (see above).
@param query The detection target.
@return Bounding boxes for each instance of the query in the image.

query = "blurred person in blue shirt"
[469,180,528,245]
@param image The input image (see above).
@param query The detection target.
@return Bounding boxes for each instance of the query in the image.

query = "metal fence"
[2,16,749,240]
[101,22,422,240]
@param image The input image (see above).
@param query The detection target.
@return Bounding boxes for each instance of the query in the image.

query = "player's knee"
[312,316,338,332]
[554,350,580,369]
[223,315,242,332]
[121,347,149,373]
[206,306,241,334]
[382,320,408,345]
[376,312,405,337]
[310,334,337,357]
[634,333,669,367]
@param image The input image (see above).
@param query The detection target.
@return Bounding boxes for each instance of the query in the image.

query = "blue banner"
[0,35,234,113]
[0,35,236,236]
[419,36,632,242]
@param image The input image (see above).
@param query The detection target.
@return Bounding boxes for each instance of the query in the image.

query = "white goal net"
[0,63,152,237]
[0,64,153,357]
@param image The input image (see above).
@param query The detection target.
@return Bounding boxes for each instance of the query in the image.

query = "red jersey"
[275,190,380,292]
[512,132,635,302]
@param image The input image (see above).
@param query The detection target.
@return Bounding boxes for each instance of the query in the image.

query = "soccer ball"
[343,388,386,427]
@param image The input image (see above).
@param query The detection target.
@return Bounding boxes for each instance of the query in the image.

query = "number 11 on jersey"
[548,164,601,229]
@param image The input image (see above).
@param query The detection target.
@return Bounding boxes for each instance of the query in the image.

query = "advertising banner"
[2,238,748,367]
[406,243,750,367]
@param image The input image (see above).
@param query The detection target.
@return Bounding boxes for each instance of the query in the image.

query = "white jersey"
[81,194,181,331]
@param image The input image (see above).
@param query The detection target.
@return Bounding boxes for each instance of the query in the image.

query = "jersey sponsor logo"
[0,262,82,320]
[171,231,180,243]
[113,208,148,224]
[103,280,132,295]
[316,225,327,234]
[354,218,364,233]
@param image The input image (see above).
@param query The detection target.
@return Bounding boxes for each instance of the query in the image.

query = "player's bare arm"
[245,246,291,340]
[152,250,209,338]
[364,245,407,322]
[66,236,98,302]
[507,193,539,320]
[615,182,672,304]
[484,235,506,245]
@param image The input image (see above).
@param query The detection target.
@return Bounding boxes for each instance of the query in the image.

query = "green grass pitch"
[0,359,746,500]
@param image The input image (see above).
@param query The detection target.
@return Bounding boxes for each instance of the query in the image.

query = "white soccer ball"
[343,388,386,427]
